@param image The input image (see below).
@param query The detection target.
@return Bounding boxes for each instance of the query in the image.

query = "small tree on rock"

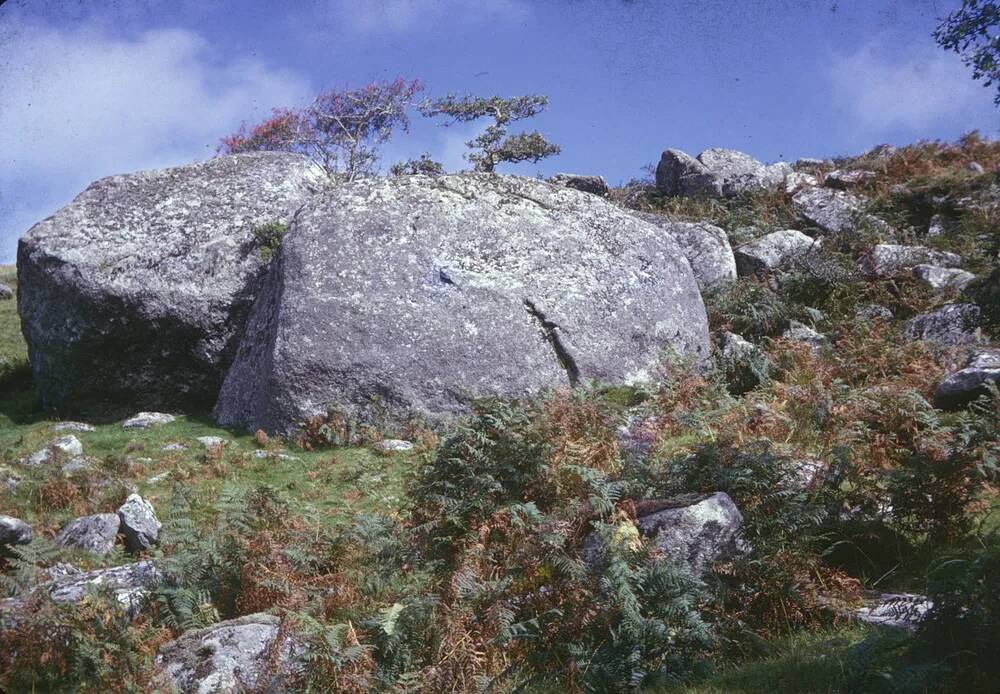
[418,94,560,172]
[935,0,1000,105]
[219,78,424,180]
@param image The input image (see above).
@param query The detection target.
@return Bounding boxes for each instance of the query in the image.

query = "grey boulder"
[117,493,161,553]
[0,515,33,547]
[934,349,1000,410]
[851,592,931,630]
[637,492,744,575]
[547,173,609,196]
[25,434,83,466]
[857,244,962,278]
[216,173,709,433]
[122,411,175,429]
[655,147,795,198]
[16,152,328,413]
[153,613,304,694]
[716,331,770,395]
[0,283,12,300]
[55,513,121,556]
[632,212,736,289]
[824,169,875,189]
[904,303,982,346]
[734,229,819,276]
[783,321,827,352]
[53,421,96,432]
[912,265,975,292]
[792,187,871,234]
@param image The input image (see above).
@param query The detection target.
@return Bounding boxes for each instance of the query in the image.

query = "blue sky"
[1,0,997,262]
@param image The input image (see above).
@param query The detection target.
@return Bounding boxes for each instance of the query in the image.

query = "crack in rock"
[523,299,580,387]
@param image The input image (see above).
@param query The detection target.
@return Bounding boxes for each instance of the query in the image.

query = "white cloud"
[332,0,530,35]
[0,22,311,261]
[828,42,997,136]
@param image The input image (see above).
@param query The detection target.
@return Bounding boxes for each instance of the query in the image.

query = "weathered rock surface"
[17,152,328,413]
[117,494,161,553]
[55,513,120,556]
[373,439,414,453]
[904,303,982,346]
[53,421,96,432]
[824,169,875,189]
[783,321,827,351]
[934,349,1000,410]
[0,283,12,300]
[655,147,795,198]
[912,264,975,292]
[196,435,227,448]
[792,187,870,234]
[632,213,736,289]
[851,592,931,630]
[716,331,770,395]
[153,613,304,694]
[216,174,709,433]
[636,492,744,575]
[122,411,175,429]
[733,229,819,276]
[547,173,609,196]
[857,244,962,278]
[25,434,83,466]
[855,304,893,322]
[0,515,33,547]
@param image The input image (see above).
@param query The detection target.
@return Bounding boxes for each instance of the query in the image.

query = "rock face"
[857,244,962,278]
[547,173,609,196]
[0,515,33,547]
[734,229,819,276]
[632,213,736,289]
[655,147,794,198]
[635,492,744,575]
[216,174,709,433]
[934,349,1000,410]
[912,265,975,292]
[117,494,161,553]
[792,187,868,234]
[17,152,328,413]
[55,513,121,556]
[153,613,303,694]
[904,303,982,346]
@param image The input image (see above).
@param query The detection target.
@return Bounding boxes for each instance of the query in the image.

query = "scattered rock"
[782,321,827,351]
[824,169,875,189]
[632,213,737,289]
[792,187,877,234]
[161,443,187,452]
[857,244,962,278]
[934,349,1000,410]
[55,513,121,556]
[62,456,93,473]
[547,173,609,196]
[851,592,931,630]
[716,331,770,395]
[967,161,985,174]
[733,229,819,276]
[16,152,329,413]
[196,436,227,448]
[123,412,175,429]
[655,147,795,198]
[0,515,33,547]
[926,214,946,238]
[25,434,84,466]
[53,421,96,432]
[117,494,161,553]
[0,466,21,492]
[904,303,982,346]
[153,613,304,694]
[0,283,12,300]
[912,264,975,292]
[373,439,414,453]
[794,157,826,168]
[216,174,709,433]
[636,492,745,575]
[147,472,172,485]
[855,304,893,322]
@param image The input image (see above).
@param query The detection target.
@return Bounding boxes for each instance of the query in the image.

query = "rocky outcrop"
[655,147,798,198]
[857,244,962,278]
[734,229,819,276]
[216,174,709,433]
[934,349,1000,410]
[55,513,120,556]
[16,152,328,413]
[904,303,982,346]
[547,173,609,196]
[153,613,304,694]
[632,213,736,289]
[117,494,161,553]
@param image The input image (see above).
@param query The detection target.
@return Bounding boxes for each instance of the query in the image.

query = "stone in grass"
[911,265,976,292]
[0,283,12,300]
[782,321,827,352]
[934,349,1000,410]
[196,436,228,448]
[373,439,414,453]
[0,515,33,547]
[851,592,931,630]
[161,443,187,452]
[26,434,84,466]
[53,421,96,432]
[123,412,176,429]
[117,494,161,553]
[55,513,121,556]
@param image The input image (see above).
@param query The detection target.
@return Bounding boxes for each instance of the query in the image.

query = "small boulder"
[782,321,827,352]
[161,443,187,452]
[655,148,722,197]
[25,434,84,466]
[795,157,826,168]
[55,513,120,556]
[851,592,931,630]
[967,161,985,174]
[53,421,96,432]
[153,613,304,693]
[0,283,12,300]
[926,214,946,237]
[632,213,737,289]
[373,439,414,453]
[123,412,175,429]
[904,303,982,346]
[117,494,161,553]
[824,169,875,189]
[855,304,893,322]
[196,436,227,448]
[857,244,962,278]
[0,515,33,547]
[912,265,975,292]
[716,331,770,395]
[792,186,873,234]
[734,229,819,276]
[547,173,609,196]
[934,349,1000,410]
[635,492,744,576]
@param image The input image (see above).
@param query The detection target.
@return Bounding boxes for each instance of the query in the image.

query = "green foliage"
[252,220,288,260]
[935,0,1000,105]
[704,279,797,340]
[389,152,445,176]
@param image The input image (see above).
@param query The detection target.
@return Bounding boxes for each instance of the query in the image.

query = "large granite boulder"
[117,493,161,553]
[636,492,744,575]
[631,212,736,289]
[216,174,709,433]
[17,152,328,413]
[904,303,982,346]
[655,147,796,198]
